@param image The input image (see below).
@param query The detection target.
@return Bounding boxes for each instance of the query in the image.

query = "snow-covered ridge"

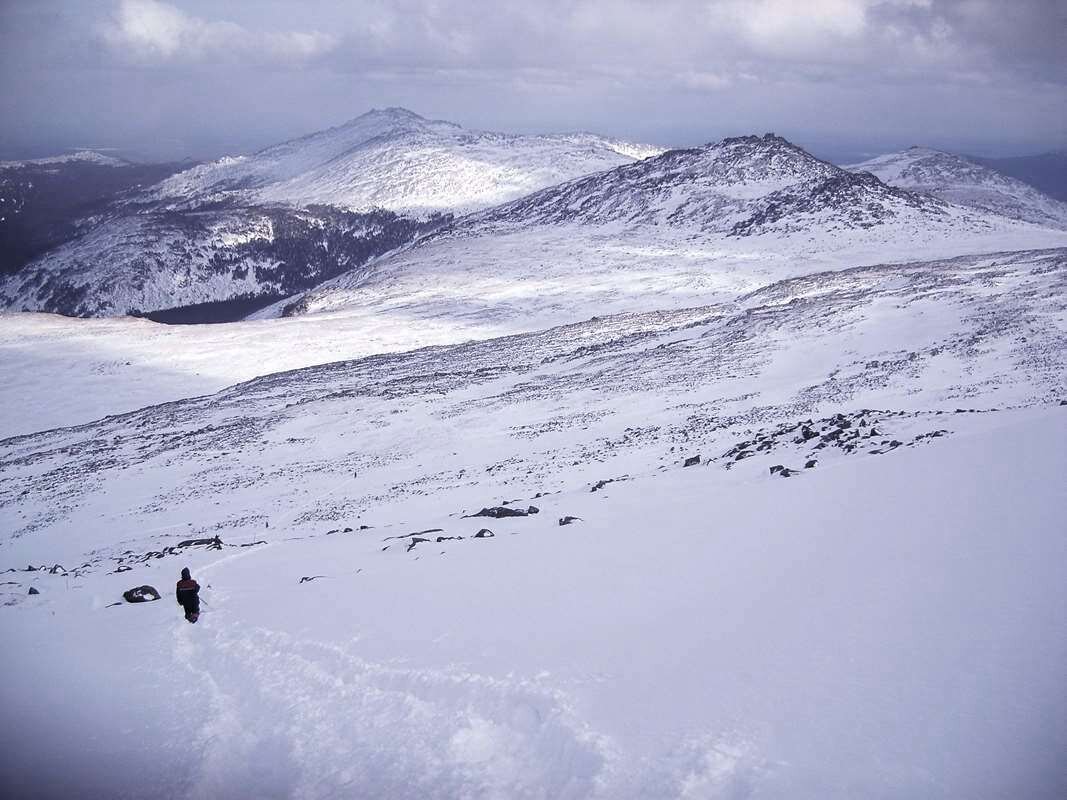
[0,150,130,169]
[847,146,1067,228]
[146,107,666,215]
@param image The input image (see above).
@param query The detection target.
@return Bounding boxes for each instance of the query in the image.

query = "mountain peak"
[365,106,428,121]
[471,131,945,234]
[718,132,794,149]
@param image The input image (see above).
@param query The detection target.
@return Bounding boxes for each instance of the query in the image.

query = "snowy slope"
[848,146,1067,228]
[147,107,664,215]
[2,247,1065,798]
[272,135,1067,322]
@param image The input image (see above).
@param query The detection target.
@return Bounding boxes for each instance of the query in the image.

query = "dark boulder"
[527,506,540,515]
[683,455,701,467]
[123,585,161,603]
[178,536,223,549]
[559,516,582,526]
[474,529,495,538]
[466,507,527,519]
[805,460,818,469]
[28,587,40,596]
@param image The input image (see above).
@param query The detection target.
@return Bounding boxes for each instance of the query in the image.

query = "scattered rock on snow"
[559,516,582,526]
[28,587,40,596]
[683,455,701,467]
[474,529,495,538]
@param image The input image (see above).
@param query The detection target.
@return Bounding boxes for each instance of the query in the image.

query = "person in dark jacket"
[176,567,200,623]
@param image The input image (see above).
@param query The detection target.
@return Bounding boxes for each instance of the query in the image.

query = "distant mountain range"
[271,133,1066,331]
[847,146,1067,229]
[0,109,663,318]
[1,111,1065,322]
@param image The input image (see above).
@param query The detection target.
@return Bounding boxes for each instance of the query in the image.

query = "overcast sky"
[1,0,1064,163]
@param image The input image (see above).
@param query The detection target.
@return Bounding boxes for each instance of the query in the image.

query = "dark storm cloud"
[1,1,1064,161]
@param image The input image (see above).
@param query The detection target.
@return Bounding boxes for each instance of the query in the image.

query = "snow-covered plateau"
[2,246,1065,798]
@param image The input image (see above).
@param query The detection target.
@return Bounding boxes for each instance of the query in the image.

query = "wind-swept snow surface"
[2,248,1066,798]
[3,247,1063,439]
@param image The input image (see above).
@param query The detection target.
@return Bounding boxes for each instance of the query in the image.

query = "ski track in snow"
[174,622,612,800]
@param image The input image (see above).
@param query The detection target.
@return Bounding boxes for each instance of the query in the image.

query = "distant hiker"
[176,567,200,623]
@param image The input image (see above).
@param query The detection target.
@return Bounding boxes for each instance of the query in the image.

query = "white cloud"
[86,0,1066,90]
[100,0,337,64]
